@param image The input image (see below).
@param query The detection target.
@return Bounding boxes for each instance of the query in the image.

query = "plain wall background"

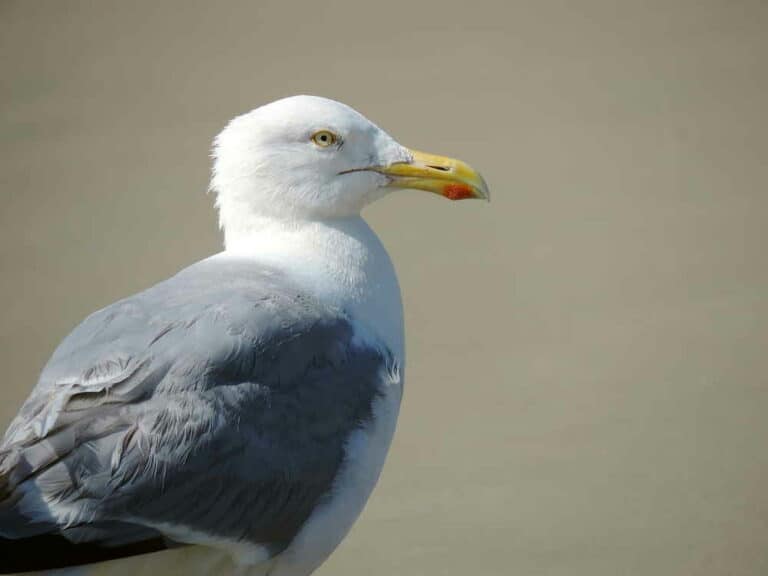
[1,1,767,574]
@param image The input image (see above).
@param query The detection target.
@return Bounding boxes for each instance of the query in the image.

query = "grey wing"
[0,258,394,573]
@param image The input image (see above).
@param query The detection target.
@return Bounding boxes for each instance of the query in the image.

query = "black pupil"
[320,134,328,141]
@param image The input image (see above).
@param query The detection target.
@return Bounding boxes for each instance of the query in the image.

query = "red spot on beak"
[443,183,475,200]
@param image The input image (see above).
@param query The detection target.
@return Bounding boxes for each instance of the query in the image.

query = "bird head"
[211,95,489,229]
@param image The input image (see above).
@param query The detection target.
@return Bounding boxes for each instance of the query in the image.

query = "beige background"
[1,1,767,574]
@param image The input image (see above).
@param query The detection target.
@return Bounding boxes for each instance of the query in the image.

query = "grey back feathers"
[0,257,395,572]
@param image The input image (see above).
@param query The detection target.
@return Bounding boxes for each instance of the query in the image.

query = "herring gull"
[0,95,489,576]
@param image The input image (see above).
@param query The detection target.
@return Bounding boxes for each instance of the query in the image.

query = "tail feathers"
[0,455,175,572]
[0,533,170,574]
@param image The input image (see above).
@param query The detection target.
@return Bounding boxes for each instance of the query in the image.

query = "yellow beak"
[377,149,490,201]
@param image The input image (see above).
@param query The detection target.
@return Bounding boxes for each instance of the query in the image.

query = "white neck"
[222,215,404,358]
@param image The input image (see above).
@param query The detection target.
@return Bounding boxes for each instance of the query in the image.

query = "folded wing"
[0,258,392,573]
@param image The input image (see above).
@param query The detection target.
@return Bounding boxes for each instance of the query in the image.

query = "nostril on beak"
[427,165,450,172]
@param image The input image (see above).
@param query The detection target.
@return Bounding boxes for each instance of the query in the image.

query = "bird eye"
[311,130,338,148]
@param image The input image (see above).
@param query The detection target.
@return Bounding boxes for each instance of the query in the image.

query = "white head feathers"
[211,95,412,237]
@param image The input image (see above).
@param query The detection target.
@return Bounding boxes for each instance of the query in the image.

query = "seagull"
[0,95,488,576]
